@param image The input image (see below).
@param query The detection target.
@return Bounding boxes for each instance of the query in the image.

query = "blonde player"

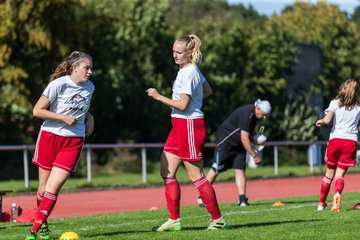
[147,34,227,231]
[316,79,360,212]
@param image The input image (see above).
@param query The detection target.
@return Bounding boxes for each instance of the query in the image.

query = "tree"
[272,2,360,102]
[0,0,83,144]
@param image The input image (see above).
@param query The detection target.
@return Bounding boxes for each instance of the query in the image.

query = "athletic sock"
[36,191,47,225]
[164,177,180,220]
[193,176,222,220]
[334,177,344,194]
[30,192,57,232]
[319,176,332,203]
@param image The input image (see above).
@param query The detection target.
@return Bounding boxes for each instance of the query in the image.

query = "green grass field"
[2,192,360,240]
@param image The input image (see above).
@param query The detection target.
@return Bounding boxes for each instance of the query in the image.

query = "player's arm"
[33,95,77,125]
[146,88,191,111]
[85,112,94,136]
[240,130,262,165]
[203,81,212,98]
[315,110,334,127]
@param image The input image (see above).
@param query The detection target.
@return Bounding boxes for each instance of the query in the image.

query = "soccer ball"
[60,231,79,240]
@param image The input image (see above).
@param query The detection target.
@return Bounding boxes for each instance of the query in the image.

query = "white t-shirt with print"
[40,75,95,137]
[326,99,360,142]
[171,64,205,119]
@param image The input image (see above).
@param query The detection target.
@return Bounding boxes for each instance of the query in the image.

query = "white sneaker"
[207,216,228,230]
[239,201,249,207]
[317,202,328,211]
[197,197,205,208]
[152,218,182,232]
[238,197,250,207]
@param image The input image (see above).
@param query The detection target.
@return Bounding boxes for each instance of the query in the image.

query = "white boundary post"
[23,147,29,189]
[274,145,278,176]
[141,147,147,184]
[86,146,92,183]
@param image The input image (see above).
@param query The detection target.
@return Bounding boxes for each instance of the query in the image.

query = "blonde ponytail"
[175,34,202,66]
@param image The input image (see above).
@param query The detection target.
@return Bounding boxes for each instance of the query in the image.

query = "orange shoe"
[331,193,341,212]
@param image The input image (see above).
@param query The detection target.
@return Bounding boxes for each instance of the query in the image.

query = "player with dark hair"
[147,34,227,231]
[25,51,95,240]
[316,79,360,212]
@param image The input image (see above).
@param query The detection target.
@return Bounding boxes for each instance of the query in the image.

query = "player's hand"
[63,115,77,126]
[146,88,160,100]
[253,155,262,165]
[315,119,324,127]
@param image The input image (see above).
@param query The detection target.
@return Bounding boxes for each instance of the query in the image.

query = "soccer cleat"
[25,231,37,240]
[331,193,341,212]
[38,224,53,240]
[197,197,205,208]
[152,218,182,232]
[238,197,250,207]
[207,216,228,230]
[317,202,328,211]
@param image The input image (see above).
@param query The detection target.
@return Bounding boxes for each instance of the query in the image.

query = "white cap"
[255,99,271,114]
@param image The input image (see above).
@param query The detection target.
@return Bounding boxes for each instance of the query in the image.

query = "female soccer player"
[316,79,360,212]
[25,51,95,240]
[147,34,227,231]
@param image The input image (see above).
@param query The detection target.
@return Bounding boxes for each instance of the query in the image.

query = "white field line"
[0,203,317,239]
[78,203,317,231]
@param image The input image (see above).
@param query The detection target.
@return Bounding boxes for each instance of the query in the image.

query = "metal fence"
[0,141,327,189]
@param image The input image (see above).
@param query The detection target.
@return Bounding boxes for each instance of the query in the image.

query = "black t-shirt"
[216,104,258,147]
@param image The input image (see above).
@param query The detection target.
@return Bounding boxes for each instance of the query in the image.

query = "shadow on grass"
[278,199,316,204]
[0,221,64,231]
[186,218,322,231]
[232,199,316,207]
[86,219,323,237]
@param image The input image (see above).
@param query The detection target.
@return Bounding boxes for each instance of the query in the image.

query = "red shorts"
[32,130,84,175]
[164,118,207,162]
[325,138,357,170]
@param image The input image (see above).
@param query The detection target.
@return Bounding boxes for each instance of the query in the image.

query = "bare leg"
[45,167,71,194]
[160,152,182,179]
[38,168,51,196]
[183,160,204,181]
[235,169,246,196]
[206,168,218,184]
[325,168,335,179]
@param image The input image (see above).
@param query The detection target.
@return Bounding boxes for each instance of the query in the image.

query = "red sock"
[319,176,332,203]
[36,191,48,225]
[164,177,180,220]
[193,176,222,220]
[30,192,57,232]
[334,177,344,194]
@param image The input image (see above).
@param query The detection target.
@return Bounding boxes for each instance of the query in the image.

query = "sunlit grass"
[2,192,360,239]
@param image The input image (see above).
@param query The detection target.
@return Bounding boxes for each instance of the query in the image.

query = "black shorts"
[211,145,246,173]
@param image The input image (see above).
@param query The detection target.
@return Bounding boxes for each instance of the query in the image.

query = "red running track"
[3,174,360,219]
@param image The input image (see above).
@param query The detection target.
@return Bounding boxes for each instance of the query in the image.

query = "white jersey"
[40,75,94,137]
[326,99,360,142]
[171,64,205,119]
